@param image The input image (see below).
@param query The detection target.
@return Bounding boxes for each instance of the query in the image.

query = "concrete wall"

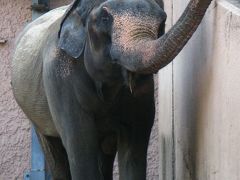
[0,0,32,179]
[158,0,240,179]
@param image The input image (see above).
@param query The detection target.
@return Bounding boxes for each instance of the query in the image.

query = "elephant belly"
[11,54,59,136]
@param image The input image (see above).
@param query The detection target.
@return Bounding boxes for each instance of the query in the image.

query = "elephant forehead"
[111,11,159,52]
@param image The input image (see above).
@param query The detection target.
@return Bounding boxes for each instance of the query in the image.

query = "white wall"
[158,0,240,179]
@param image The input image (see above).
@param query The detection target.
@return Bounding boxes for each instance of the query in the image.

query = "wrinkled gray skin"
[11,0,212,179]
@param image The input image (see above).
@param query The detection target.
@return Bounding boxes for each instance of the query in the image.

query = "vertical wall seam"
[171,0,176,180]
[171,62,175,180]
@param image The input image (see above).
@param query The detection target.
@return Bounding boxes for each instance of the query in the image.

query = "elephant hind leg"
[37,133,71,180]
[99,135,117,180]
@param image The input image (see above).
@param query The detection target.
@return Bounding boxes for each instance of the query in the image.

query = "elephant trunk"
[121,0,213,74]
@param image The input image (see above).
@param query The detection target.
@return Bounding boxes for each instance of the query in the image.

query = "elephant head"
[59,0,213,77]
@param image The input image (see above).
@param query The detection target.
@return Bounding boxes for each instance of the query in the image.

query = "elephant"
[11,0,213,179]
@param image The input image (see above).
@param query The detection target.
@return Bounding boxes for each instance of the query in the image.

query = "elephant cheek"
[84,43,97,79]
[84,46,106,82]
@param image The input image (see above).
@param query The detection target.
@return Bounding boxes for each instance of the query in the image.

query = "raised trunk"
[125,0,213,74]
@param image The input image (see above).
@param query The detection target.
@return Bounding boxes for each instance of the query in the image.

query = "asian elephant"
[11,0,213,179]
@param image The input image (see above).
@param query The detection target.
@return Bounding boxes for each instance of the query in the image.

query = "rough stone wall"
[0,0,32,179]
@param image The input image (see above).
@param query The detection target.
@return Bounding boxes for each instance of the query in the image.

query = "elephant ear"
[154,0,166,36]
[154,0,164,9]
[58,0,86,59]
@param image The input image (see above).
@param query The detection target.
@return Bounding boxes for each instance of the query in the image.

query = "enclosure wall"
[158,0,240,179]
[0,0,159,179]
[0,0,32,179]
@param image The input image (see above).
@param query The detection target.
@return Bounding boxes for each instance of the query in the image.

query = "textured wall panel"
[0,0,32,179]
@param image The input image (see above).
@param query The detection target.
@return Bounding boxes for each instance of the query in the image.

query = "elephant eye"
[101,16,109,22]
[102,17,109,23]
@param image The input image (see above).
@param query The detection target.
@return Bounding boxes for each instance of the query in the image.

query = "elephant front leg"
[117,122,153,180]
[55,110,103,180]
[117,94,155,180]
